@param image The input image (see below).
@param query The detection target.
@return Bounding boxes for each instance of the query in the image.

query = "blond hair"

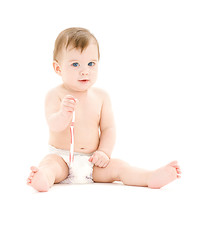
[53,27,100,62]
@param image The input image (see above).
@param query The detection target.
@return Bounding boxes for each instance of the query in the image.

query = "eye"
[72,62,79,67]
[88,62,95,66]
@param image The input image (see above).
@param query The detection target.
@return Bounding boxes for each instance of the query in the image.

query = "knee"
[39,154,69,184]
[40,154,65,168]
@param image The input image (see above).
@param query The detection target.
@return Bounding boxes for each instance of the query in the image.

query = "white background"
[0,0,199,239]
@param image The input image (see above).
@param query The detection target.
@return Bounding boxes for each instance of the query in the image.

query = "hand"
[59,95,79,119]
[89,151,110,168]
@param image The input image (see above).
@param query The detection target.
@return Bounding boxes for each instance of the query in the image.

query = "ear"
[53,60,62,76]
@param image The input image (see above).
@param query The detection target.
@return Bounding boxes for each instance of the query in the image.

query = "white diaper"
[49,145,94,184]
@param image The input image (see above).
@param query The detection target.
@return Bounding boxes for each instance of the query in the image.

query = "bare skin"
[27,159,181,192]
[45,84,105,154]
[27,41,181,192]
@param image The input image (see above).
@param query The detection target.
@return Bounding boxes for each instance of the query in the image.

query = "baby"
[27,27,181,192]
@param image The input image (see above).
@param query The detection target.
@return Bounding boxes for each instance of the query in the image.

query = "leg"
[27,154,69,192]
[93,158,151,186]
[93,159,181,188]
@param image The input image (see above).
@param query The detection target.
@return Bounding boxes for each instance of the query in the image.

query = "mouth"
[78,79,90,84]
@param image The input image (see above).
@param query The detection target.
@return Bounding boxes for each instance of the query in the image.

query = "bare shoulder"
[45,85,63,101]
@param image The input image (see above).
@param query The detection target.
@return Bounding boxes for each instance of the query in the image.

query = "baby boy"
[27,27,181,192]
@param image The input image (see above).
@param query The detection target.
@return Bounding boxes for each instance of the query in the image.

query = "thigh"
[39,153,69,183]
[93,158,129,183]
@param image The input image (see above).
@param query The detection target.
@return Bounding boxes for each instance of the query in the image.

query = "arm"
[97,91,116,158]
[45,90,77,132]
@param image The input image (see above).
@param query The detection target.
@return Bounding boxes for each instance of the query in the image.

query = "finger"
[103,163,108,168]
[62,100,75,106]
[64,95,76,101]
[62,106,74,112]
[98,160,105,168]
[92,156,98,164]
[62,103,76,111]
[88,156,93,162]
[104,159,111,167]
[95,159,103,167]
[63,96,79,104]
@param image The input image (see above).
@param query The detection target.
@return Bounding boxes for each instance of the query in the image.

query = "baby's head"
[53,27,100,92]
[53,27,100,62]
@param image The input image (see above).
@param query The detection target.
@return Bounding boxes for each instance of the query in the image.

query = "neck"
[61,83,89,98]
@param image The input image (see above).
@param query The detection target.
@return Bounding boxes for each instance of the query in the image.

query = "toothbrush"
[69,111,75,165]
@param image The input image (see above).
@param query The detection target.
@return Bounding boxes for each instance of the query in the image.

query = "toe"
[30,166,39,173]
[176,165,181,171]
[169,160,178,166]
[28,173,33,179]
[27,178,31,184]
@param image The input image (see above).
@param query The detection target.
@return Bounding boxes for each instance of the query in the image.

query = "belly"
[48,126,100,154]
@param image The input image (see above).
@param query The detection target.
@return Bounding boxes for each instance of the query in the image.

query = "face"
[55,42,99,92]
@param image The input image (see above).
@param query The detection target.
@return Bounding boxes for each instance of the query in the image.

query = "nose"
[80,66,89,76]
[81,70,88,76]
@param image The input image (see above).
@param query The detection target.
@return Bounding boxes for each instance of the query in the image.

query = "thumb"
[88,156,93,162]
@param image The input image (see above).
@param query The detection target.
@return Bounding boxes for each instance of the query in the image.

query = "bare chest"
[49,87,103,152]
[58,87,102,130]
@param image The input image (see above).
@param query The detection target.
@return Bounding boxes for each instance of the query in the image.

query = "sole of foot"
[147,161,181,189]
[27,166,50,192]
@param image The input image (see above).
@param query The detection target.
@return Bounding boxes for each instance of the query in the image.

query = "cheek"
[91,67,98,76]
[65,68,78,78]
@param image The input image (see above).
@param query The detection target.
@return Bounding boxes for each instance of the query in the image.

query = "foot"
[147,161,181,189]
[27,166,50,192]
